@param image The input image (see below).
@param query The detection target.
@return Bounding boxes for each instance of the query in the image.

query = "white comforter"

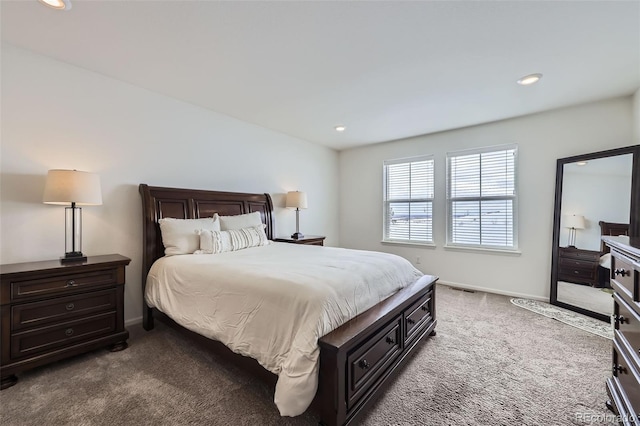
[145,242,423,416]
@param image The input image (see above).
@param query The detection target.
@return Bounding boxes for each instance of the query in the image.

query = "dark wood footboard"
[318,275,436,426]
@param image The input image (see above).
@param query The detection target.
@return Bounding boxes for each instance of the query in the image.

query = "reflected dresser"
[0,254,130,389]
[604,236,640,424]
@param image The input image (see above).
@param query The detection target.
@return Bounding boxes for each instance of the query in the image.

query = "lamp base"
[291,232,305,240]
[61,252,87,264]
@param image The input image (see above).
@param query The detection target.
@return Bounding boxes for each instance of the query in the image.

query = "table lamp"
[43,169,102,263]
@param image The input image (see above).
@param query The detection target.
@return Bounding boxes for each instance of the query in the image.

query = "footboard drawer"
[405,290,433,344]
[346,316,402,409]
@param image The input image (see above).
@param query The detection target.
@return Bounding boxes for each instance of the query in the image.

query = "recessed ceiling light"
[576,161,588,166]
[517,73,542,86]
[38,0,72,10]
[335,125,346,132]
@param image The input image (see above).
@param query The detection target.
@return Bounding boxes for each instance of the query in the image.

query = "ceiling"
[2,1,639,150]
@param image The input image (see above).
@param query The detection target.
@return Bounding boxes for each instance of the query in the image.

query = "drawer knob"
[407,318,416,325]
[65,279,77,287]
[614,314,629,325]
[65,328,74,337]
[359,360,371,370]
[421,306,428,312]
[615,269,630,277]
[385,337,395,345]
[65,303,75,311]
[613,364,626,375]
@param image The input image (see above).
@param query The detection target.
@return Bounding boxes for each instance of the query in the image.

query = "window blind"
[446,145,518,249]
[383,156,434,244]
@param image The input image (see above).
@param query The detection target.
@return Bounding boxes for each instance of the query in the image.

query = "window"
[383,155,434,244]
[446,145,518,250]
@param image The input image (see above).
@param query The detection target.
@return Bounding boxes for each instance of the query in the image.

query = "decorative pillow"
[159,215,220,256]
[219,211,263,231]
[196,224,269,254]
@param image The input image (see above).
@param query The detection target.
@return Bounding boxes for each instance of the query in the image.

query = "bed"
[139,184,438,426]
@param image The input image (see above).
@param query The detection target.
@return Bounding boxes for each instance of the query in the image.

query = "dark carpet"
[0,285,614,425]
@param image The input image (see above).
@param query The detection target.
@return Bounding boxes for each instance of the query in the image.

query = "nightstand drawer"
[565,250,600,262]
[11,312,117,359]
[559,257,597,269]
[10,269,119,302]
[12,289,117,331]
[559,266,598,282]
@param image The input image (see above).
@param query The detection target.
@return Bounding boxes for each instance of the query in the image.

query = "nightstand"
[557,247,600,286]
[274,235,326,246]
[0,254,130,389]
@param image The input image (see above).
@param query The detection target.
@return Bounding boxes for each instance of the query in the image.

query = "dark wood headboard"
[139,184,274,287]
[599,220,629,253]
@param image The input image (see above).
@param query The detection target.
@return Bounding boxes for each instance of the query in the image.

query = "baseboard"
[437,280,548,302]
[125,316,143,327]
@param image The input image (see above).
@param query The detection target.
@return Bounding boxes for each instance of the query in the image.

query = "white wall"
[339,97,634,300]
[1,45,339,323]
[634,88,640,143]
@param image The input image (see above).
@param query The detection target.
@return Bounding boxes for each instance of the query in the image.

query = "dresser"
[603,236,640,424]
[0,254,130,389]
[274,235,326,246]
[557,246,601,287]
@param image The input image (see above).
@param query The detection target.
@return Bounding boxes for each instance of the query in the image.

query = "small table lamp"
[564,214,585,248]
[43,169,102,263]
[286,191,308,239]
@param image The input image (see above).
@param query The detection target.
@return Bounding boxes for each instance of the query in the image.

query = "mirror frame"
[550,145,640,321]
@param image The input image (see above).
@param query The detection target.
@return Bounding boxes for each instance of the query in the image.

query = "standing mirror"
[550,145,640,322]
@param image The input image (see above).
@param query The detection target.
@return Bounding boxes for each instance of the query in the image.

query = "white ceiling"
[2,0,639,150]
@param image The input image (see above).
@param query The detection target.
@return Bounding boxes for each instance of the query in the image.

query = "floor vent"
[450,287,475,293]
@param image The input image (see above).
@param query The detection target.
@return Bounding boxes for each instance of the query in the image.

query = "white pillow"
[159,215,220,256]
[219,211,263,231]
[196,224,269,254]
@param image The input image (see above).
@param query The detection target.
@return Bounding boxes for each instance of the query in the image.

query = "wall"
[339,97,633,300]
[634,88,640,143]
[1,45,340,324]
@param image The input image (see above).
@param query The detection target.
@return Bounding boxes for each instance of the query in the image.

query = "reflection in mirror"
[556,154,633,318]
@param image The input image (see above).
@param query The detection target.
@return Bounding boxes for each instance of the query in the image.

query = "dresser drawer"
[10,269,119,302]
[11,289,117,331]
[613,340,640,420]
[615,294,640,369]
[10,312,117,359]
[612,255,637,301]
[346,316,402,409]
[405,291,433,344]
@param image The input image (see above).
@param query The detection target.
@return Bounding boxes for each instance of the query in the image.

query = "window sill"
[443,244,521,256]
[381,240,436,249]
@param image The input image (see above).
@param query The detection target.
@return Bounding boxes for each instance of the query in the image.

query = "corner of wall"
[633,88,640,144]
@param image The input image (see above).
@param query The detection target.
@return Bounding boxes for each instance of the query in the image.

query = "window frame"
[445,144,519,252]
[382,154,435,246]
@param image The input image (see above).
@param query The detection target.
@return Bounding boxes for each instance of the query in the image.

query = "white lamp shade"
[43,169,102,206]
[564,214,585,230]
[286,191,308,209]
